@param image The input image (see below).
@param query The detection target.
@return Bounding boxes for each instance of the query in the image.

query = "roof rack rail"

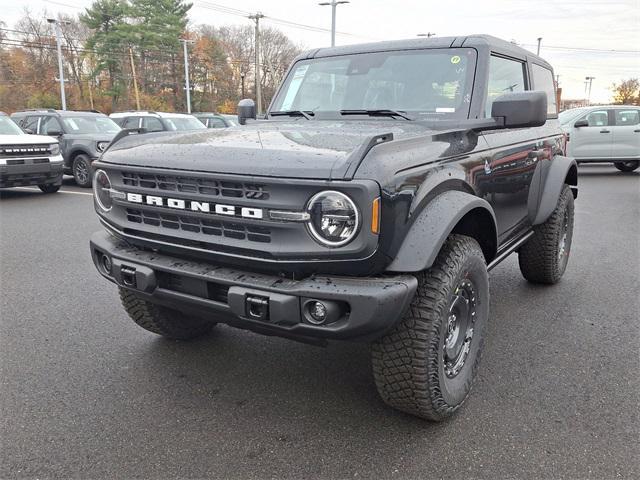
[22,108,57,113]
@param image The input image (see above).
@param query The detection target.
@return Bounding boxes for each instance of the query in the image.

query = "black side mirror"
[573,119,589,128]
[237,99,256,126]
[46,129,63,137]
[491,91,547,128]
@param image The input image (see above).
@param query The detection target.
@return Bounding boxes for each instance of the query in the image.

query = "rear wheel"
[72,154,92,187]
[119,288,215,340]
[518,184,574,284]
[614,161,639,172]
[371,235,489,421]
[38,184,60,193]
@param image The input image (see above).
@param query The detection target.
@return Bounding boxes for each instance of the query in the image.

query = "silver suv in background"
[560,105,640,172]
[11,109,121,187]
[109,111,207,132]
[0,112,64,193]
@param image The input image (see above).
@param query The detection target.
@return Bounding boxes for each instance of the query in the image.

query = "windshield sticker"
[450,55,461,64]
[281,65,309,110]
[436,107,456,113]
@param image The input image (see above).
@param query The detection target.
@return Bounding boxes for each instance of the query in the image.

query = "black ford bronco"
[90,35,577,421]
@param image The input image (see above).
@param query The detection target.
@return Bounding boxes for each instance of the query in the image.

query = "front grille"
[0,145,52,157]
[122,171,269,200]
[126,208,271,243]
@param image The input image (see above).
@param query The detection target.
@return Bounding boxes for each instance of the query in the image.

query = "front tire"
[371,235,489,421]
[518,184,574,284]
[38,184,60,193]
[72,154,92,187]
[614,161,639,172]
[119,288,215,340]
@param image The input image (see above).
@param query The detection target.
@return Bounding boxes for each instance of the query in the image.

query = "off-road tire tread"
[38,184,60,193]
[119,287,214,340]
[518,184,573,284]
[371,235,486,421]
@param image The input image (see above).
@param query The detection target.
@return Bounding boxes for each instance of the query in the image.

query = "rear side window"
[531,64,557,116]
[207,118,227,128]
[584,110,609,127]
[142,117,164,132]
[486,55,526,117]
[614,109,640,126]
[122,117,140,129]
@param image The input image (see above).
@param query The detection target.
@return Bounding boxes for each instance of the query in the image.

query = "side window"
[614,109,640,126]
[122,117,140,129]
[142,117,164,132]
[22,116,40,133]
[486,55,526,117]
[531,64,557,116]
[207,118,227,128]
[40,117,63,135]
[584,110,609,127]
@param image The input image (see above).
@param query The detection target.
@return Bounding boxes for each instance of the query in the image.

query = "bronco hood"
[101,121,434,180]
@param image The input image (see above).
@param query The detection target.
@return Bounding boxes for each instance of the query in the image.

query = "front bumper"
[90,230,417,342]
[0,156,64,188]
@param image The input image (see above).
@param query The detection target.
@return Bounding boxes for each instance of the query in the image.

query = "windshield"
[559,108,589,125]
[164,117,207,131]
[270,48,477,120]
[0,116,24,135]
[61,116,121,135]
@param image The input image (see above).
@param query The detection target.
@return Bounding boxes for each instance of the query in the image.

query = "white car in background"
[560,105,640,172]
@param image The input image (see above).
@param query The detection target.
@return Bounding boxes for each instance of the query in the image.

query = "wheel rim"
[444,279,476,378]
[75,160,88,184]
[558,207,570,261]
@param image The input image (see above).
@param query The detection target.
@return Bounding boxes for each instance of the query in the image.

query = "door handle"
[600,129,610,133]
[634,129,640,133]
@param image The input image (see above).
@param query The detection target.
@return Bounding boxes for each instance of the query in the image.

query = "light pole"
[47,18,69,110]
[240,71,246,98]
[536,37,542,55]
[181,39,195,113]
[318,1,349,47]
[585,76,595,106]
[249,13,265,114]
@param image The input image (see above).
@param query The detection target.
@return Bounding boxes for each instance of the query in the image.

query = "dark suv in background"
[11,109,120,187]
[193,112,236,128]
[109,111,207,132]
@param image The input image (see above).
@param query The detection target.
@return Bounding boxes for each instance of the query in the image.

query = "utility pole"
[248,13,264,114]
[318,1,349,47]
[585,76,595,106]
[47,18,68,110]
[129,46,141,110]
[536,37,542,55]
[181,39,195,113]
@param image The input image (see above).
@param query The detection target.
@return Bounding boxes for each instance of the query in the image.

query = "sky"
[4,0,640,103]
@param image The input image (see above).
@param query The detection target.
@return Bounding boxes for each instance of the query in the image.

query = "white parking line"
[11,187,94,196]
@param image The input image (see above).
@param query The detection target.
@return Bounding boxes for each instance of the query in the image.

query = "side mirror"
[23,128,35,134]
[573,119,589,128]
[46,129,63,137]
[491,90,547,129]
[237,98,256,126]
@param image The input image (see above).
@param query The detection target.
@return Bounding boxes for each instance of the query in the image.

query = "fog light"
[308,301,327,324]
[101,254,112,274]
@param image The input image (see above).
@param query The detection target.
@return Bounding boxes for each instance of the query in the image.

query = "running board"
[488,230,534,271]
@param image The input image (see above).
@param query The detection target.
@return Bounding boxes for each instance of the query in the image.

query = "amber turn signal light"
[371,197,380,234]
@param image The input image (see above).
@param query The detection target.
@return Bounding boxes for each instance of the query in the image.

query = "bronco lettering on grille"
[126,192,263,219]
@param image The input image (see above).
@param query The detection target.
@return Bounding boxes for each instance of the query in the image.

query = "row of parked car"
[1,104,638,195]
[0,109,237,192]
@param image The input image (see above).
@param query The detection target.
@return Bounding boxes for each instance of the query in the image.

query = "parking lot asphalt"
[1,166,638,479]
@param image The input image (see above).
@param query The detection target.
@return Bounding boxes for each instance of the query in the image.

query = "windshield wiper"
[269,110,314,120]
[339,109,413,121]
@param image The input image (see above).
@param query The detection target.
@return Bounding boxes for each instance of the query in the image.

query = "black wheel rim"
[75,160,88,184]
[444,279,477,378]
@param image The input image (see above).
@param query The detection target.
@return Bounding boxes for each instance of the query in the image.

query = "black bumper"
[0,162,63,188]
[90,230,417,343]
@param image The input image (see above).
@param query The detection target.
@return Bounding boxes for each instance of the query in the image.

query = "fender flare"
[531,155,577,225]
[386,190,498,272]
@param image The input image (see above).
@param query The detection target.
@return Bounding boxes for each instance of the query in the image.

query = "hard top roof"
[12,109,106,117]
[110,111,196,119]
[302,34,552,69]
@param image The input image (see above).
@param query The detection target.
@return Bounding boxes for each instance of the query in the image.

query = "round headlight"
[306,191,360,247]
[49,143,60,156]
[96,141,109,152]
[93,169,112,212]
